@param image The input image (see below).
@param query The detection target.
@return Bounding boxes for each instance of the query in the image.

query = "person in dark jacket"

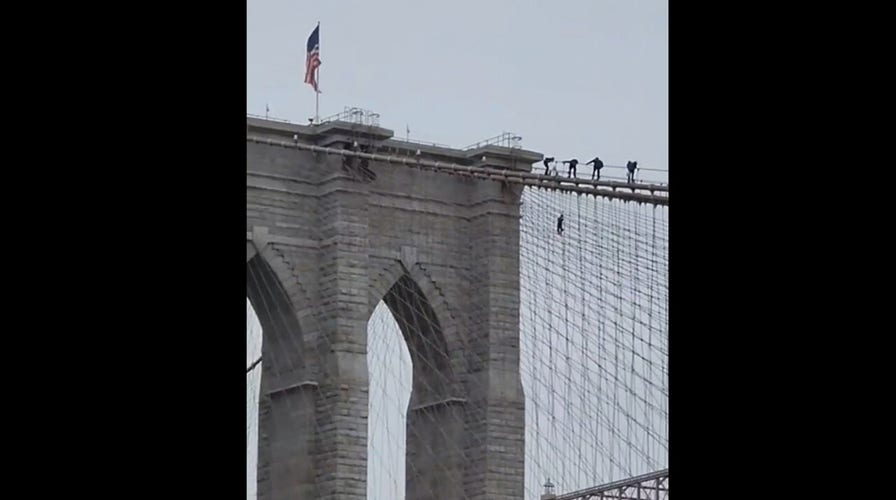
[562,159,579,178]
[586,157,604,180]
[626,160,638,183]
[543,156,555,175]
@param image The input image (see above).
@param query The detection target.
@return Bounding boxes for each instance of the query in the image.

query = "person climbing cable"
[586,156,604,180]
[557,214,564,235]
[562,159,579,178]
[626,160,638,183]
[543,157,555,175]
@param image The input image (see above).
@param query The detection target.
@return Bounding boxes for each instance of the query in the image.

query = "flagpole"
[315,21,320,124]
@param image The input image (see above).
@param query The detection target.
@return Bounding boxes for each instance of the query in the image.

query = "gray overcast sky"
[248,0,667,174]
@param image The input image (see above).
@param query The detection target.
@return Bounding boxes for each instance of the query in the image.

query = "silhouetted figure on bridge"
[557,214,564,235]
[587,157,604,180]
[562,159,579,178]
[626,160,638,183]
[543,157,555,175]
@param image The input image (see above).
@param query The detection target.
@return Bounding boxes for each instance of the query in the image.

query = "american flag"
[304,24,321,93]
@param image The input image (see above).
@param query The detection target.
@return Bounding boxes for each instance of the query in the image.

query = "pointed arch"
[247,246,313,382]
[246,244,320,500]
[368,260,465,383]
[372,261,467,382]
[248,244,320,356]
[367,260,468,499]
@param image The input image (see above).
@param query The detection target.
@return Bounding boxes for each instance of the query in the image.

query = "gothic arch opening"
[247,299,263,500]
[246,255,306,376]
[367,272,464,500]
[246,254,314,499]
[367,300,412,499]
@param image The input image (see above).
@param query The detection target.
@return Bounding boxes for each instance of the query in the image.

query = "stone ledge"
[409,397,467,412]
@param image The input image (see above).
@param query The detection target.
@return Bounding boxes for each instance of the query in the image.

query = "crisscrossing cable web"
[520,188,668,496]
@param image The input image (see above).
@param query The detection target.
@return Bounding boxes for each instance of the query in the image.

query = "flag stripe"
[304,25,321,92]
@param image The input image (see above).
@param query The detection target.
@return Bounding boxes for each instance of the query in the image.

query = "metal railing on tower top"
[393,136,452,149]
[319,106,381,127]
[465,132,523,150]
[247,113,293,124]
